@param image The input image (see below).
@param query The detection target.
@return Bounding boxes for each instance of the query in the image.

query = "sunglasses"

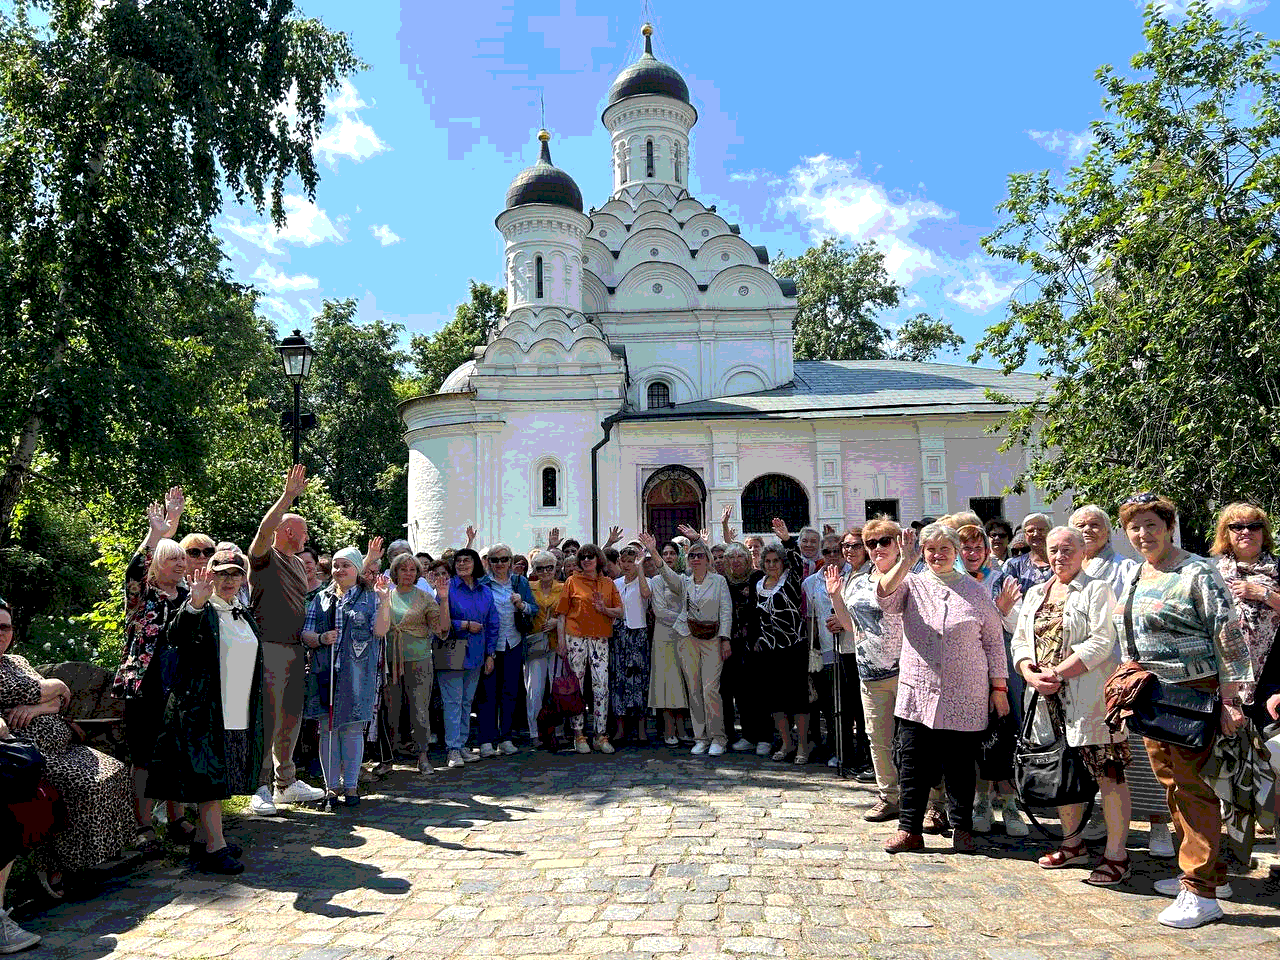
[988,532,1009,540]
[533,564,554,572]
[864,536,897,549]
[1228,521,1265,533]
[489,556,511,563]
[688,553,709,561]
[186,547,217,558]
[1123,492,1160,506]
[842,542,864,550]
[821,548,842,557]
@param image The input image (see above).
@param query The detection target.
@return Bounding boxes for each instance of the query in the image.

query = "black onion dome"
[606,24,690,106]
[504,132,583,212]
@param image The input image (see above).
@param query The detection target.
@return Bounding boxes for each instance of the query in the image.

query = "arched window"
[673,143,681,184]
[646,139,654,178]
[647,380,671,409]
[535,256,544,299]
[741,473,810,534]
[541,466,558,508]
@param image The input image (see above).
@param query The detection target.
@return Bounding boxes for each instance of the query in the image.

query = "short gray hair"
[387,539,413,559]
[1047,525,1086,549]
[530,550,556,569]
[1069,504,1112,534]
[487,541,512,558]
[799,526,820,539]
[918,523,962,553]
[759,540,787,564]
[1021,512,1051,529]
[723,543,750,562]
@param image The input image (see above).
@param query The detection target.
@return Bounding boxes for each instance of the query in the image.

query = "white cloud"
[260,295,302,327]
[222,195,344,254]
[251,261,319,293]
[943,261,1018,314]
[1027,128,1094,162]
[777,154,951,284]
[370,223,401,246]
[1145,0,1267,14]
[316,79,388,167]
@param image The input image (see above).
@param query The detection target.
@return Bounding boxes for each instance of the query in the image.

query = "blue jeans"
[319,721,365,791]
[477,643,525,745]
[438,666,482,751]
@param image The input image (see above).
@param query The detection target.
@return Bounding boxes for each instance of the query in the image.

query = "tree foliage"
[772,238,960,362]
[409,281,506,393]
[303,299,409,540]
[975,1,1280,538]
[0,0,362,539]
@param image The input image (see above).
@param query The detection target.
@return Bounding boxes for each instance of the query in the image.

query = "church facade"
[400,26,1062,554]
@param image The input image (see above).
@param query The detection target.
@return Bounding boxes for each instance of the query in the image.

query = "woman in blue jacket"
[436,548,499,768]
[477,543,538,756]
[302,547,391,806]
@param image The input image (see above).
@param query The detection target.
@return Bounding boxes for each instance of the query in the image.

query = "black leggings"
[893,718,981,834]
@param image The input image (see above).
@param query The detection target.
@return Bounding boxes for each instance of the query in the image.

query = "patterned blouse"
[843,572,902,682]
[1115,554,1252,684]
[753,538,804,651]
[111,548,190,699]
[1216,552,1280,699]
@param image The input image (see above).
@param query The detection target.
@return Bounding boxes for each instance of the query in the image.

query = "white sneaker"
[249,785,279,816]
[972,794,993,834]
[0,907,40,953]
[498,740,519,755]
[755,742,772,757]
[731,738,754,752]
[1154,877,1233,899]
[690,741,709,755]
[575,738,591,754]
[827,755,840,768]
[461,749,482,763]
[275,780,325,805]
[1000,800,1029,838]
[447,749,465,769]
[708,742,726,756]
[479,742,499,759]
[1148,821,1176,858]
[1157,888,1224,928]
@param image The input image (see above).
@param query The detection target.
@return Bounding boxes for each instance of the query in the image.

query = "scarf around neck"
[924,564,965,587]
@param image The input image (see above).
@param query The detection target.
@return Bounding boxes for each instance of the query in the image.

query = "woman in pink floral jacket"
[873,523,1009,856]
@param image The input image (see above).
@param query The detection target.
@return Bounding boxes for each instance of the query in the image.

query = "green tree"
[772,238,960,362]
[304,299,409,539]
[410,281,506,393]
[974,1,1280,538]
[0,0,361,541]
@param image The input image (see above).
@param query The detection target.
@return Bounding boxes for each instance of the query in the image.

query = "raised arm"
[162,486,185,539]
[720,504,735,545]
[639,531,684,592]
[249,465,307,559]
[824,565,855,632]
[875,529,918,599]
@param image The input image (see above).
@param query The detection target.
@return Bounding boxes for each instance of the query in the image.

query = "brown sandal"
[1084,854,1131,886]
[1038,842,1089,869]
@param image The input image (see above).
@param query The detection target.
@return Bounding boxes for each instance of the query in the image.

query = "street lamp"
[276,328,316,464]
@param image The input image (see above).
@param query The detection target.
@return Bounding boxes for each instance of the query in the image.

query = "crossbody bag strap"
[1121,568,1142,663]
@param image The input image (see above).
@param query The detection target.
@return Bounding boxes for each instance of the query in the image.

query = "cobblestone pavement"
[18,744,1280,960]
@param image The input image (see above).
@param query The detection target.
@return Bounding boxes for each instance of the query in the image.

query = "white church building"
[400,25,1062,554]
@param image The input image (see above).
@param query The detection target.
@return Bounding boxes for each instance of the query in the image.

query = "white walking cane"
[321,640,338,811]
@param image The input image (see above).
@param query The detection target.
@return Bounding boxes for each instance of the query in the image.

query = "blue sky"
[217,0,1278,367]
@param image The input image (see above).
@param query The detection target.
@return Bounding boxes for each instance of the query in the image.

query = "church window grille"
[646,140,654,178]
[541,466,558,508]
[742,474,810,535]
[969,497,1004,524]
[864,499,900,522]
[647,380,671,409]
[535,256,544,299]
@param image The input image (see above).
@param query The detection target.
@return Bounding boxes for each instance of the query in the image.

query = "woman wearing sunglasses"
[1212,504,1280,699]
[524,551,565,746]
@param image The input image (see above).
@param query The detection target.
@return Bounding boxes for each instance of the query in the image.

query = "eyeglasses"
[988,532,1009,541]
[864,536,896,549]
[842,542,864,550]
[533,565,554,572]
[489,556,511,563]
[1123,492,1160,506]
[820,548,841,556]
[186,547,217,558]
[1228,521,1265,533]
[688,553,709,561]
[1011,546,1030,556]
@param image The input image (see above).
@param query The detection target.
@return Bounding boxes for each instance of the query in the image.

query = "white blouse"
[613,575,649,630]
[211,595,258,731]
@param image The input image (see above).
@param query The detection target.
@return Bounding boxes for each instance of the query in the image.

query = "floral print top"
[110,548,189,699]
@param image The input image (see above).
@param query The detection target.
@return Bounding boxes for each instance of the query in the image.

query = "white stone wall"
[496,205,590,312]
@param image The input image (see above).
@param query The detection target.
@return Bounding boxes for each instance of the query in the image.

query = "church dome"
[504,130,583,212]
[606,24,690,107]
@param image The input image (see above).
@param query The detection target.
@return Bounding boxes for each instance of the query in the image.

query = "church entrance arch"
[741,473,810,534]
[642,466,706,545]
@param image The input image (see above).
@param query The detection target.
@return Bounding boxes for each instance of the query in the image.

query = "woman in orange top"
[556,543,623,754]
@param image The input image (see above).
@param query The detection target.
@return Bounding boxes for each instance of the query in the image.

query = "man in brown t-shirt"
[247,464,325,814]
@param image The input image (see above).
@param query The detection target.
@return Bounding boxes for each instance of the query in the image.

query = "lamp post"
[276,329,316,464]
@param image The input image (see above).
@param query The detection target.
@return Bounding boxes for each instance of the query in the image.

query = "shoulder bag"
[0,737,46,802]
[1014,690,1097,840]
[687,595,719,641]
[1120,573,1221,750]
[433,629,470,672]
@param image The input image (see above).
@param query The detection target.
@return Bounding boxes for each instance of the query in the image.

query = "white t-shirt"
[614,575,649,630]
[210,595,258,730]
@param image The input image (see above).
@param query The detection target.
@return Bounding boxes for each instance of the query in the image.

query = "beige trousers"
[677,635,726,745]
[860,674,900,803]
[260,642,305,790]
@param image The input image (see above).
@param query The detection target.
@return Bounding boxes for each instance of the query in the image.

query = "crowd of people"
[2,468,1279,950]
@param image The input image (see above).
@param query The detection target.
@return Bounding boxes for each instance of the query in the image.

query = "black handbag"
[1014,691,1097,840]
[0,737,47,803]
[1121,575,1221,750]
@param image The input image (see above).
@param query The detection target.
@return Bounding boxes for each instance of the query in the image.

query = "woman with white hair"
[477,542,536,757]
[1011,525,1130,884]
[874,522,1009,855]
[1005,512,1054,594]
[301,547,392,806]
[1070,505,1138,597]
[752,519,811,763]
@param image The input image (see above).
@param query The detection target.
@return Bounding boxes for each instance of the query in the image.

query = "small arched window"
[647,380,671,409]
[646,140,655,178]
[535,256,544,299]
[541,466,558,508]
[673,143,681,184]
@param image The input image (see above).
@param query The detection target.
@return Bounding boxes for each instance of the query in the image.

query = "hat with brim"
[209,549,247,574]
